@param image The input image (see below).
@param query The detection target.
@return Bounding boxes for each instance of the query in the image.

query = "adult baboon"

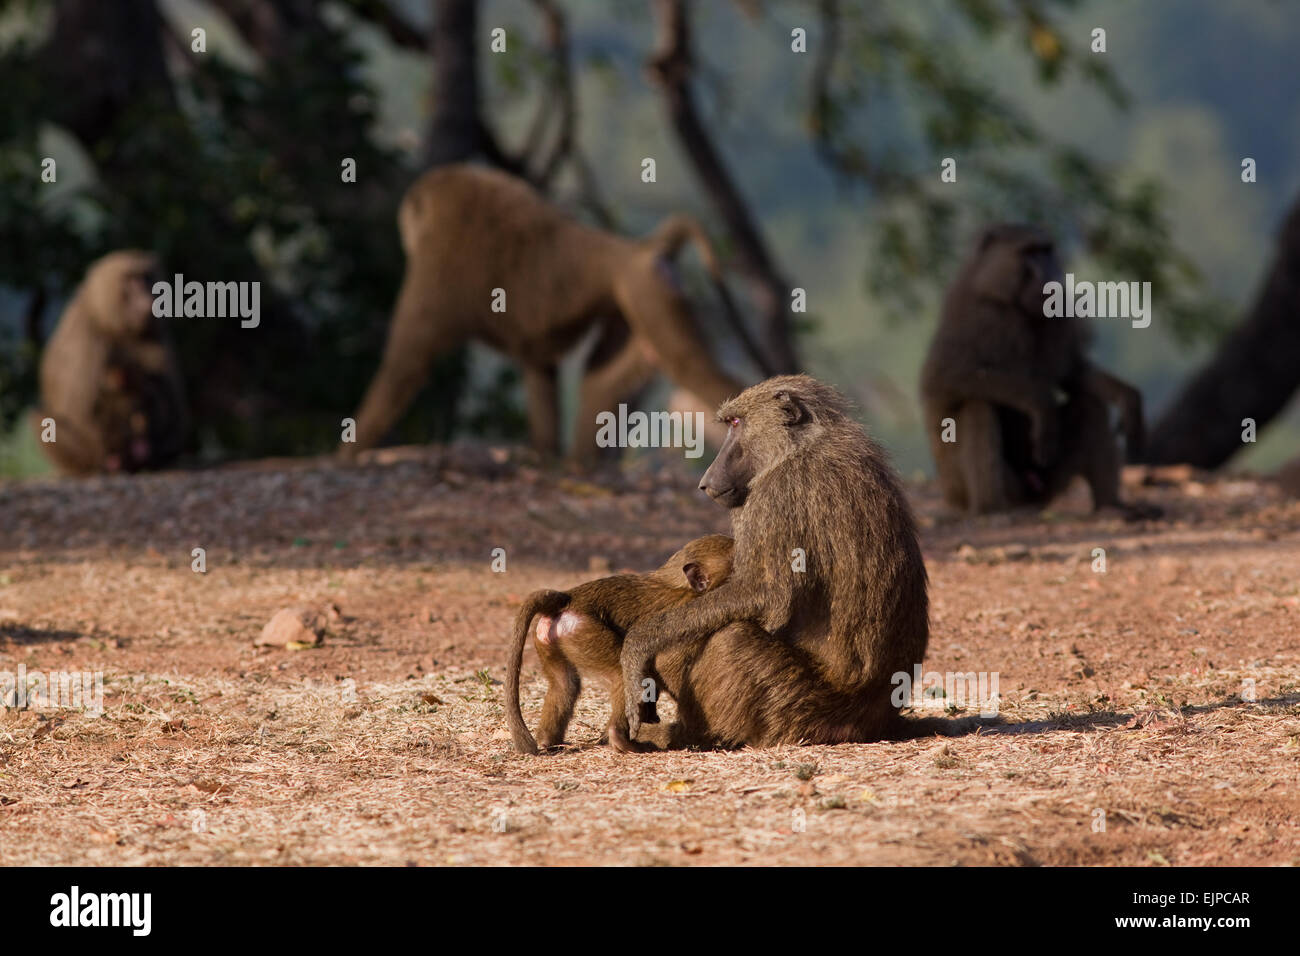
[32,251,186,475]
[340,164,768,462]
[507,534,734,755]
[920,224,1146,515]
[618,375,931,748]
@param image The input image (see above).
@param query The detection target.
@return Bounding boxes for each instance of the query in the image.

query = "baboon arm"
[955,368,1055,418]
[949,368,1059,464]
[1080,362,1144,460]
[619,583,767,734]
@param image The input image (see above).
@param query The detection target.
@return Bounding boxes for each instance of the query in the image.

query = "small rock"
[256,606,326,648]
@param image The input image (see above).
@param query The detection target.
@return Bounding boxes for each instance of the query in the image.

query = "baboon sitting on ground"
[32,251,186,475]
[920,224,1148,516]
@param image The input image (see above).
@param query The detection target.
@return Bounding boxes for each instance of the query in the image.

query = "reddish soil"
[1,446,1296,865]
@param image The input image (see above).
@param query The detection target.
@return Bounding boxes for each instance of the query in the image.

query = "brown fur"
[340,164,757,463]
[618,375,931,748]
[32,251,186,475]
[920,224,1146,515]
[506,534,733,755]
[91,364,153,472]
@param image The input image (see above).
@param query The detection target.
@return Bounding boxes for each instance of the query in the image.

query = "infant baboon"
[341,164,763,463]
[91,364,152,473]
[619,375,931,748]
[920,224,1147,515]
[506,534,734,755]
[32,251,186,475]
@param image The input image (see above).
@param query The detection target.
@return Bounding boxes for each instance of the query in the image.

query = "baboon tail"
[646,216,775,378]
[648,215,722,276]
[507,590,571,755]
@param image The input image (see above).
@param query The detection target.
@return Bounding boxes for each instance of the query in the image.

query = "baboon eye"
[728,417,740,427]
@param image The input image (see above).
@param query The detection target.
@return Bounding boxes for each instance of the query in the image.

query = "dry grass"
[1,447,1297,865]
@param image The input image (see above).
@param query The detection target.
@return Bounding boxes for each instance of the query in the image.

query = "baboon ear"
[773,389,811,426]
[683,561,710,593]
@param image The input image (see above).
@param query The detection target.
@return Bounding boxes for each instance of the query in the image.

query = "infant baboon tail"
[507,590,571,754]
[646,215,775,378]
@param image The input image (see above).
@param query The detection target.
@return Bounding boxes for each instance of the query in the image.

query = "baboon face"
[90,252,160,338]
[121,272,158,334]
[969,224,1061,318]
[699,417,756,508]
[700,376,831,509]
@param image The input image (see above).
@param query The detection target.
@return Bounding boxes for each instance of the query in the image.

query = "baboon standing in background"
[618,375,931,748]
[32,251,187,475]
[506,534,734,755]
[921,224,1146,515]
[340,164,767,463]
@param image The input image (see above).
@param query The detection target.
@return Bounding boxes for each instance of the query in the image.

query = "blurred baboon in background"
[921,224,1147,516]
[32,251,187,475]
[341,164,768,463]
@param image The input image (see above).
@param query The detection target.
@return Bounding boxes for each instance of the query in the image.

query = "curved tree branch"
[646,0,798,373]
[341,0,430,51]
[527,0,575,187]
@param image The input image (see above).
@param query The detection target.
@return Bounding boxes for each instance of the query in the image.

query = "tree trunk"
[41,0,177,173]
[1147,194,1300,467]
[425,0,488,166]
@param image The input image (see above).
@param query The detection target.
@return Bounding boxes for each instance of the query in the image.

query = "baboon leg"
[956,401,1018,514]
[1051,390,1121,508]
[572,320,657,463]
[523,364,560,456]
[1082,364,1144,460]
[655,623,898,748]
[533,635,581,749]
[611,259,743,413]
[347,276,463,455]
[603,679,652,753]
[930,432,968,511]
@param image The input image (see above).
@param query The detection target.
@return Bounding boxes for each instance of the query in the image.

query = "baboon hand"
[621,638,651,740]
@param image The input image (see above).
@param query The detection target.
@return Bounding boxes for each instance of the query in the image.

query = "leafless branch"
[645,0,798,372]
[343,0,430,51]
[527,0,575,186]
[570,148,617,229]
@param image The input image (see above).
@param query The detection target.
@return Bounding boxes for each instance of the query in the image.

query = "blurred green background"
[2,0,1297,478]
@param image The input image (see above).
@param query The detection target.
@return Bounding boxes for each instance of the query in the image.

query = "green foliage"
[807,0,1224,343]
[0,328,37,431]
[0,13,512,459]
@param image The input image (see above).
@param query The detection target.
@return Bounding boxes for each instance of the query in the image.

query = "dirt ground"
[1,444,1297,866]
